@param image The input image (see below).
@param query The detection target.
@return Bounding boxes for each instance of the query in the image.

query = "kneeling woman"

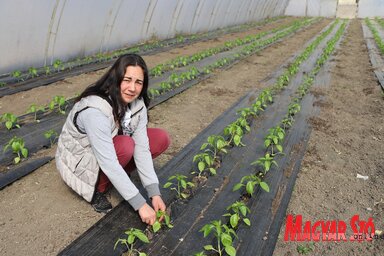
[55,54,170,225]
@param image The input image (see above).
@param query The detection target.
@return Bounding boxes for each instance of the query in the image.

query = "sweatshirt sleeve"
[131,107,161,198]
[77,108,146,211]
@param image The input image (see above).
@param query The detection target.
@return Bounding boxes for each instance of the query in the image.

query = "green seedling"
[264,126,285,155]
[26,104,45,122]
[148,88,160,98]
[4,136,28,164]
[235,116,251,133]
[11,70,23,82]
[28,67,38,78]
[193,252,207,256]
[160,81,172,92]
[223,122,245,147]
[201,135,228,163]
[163,174,194,199]
[44,129,59,147]
[288,101,301,119]
[150,64,164,77]
[192,152,217,177]
[233,174,269,197]
[152,210,173,233]
[114,228,149,256]
[53,59,63,72]
[259,89,273,105]
[237,107,256,119]
[48,95,67,114]
[252,153,278,174]
[223,201,251,229]
[200,220,237,256]
[1,113,20,130]
[0,82,6,87]
[44,66,51,75]
[281,116,293,130]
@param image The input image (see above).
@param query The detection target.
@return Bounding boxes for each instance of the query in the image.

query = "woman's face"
[120,65,144,104]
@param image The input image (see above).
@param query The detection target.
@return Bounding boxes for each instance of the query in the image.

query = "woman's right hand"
[138,203,156,225]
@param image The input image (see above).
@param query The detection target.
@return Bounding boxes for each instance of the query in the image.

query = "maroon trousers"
[97,128,170,193]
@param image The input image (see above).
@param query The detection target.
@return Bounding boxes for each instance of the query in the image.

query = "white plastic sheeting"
[285,0,337,17]
[0,0,290,74]
[358,0,384,18]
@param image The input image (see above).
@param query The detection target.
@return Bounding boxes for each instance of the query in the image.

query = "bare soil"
[0,17,383,256]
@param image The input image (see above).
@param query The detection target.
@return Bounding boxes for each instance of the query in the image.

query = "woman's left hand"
[152,195,166,220]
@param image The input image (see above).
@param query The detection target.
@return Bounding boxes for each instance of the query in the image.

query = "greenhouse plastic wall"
[358,0,384,18]
[0,0,290,75]
[285,0,337,17]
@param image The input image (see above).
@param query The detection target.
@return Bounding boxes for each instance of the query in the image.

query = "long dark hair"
[76,53,150,124]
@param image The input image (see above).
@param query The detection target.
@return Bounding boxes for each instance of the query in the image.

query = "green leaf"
[221,233,233,247]
[232,183,243,191]
[163,182,172,188]
[230,214,239,228]
[234,135,241,146]
[181,192,189,199]
[14,157,20,164]
[134,231,149,243]
[21,148,28,158]
[243,218,251,226]
[180,179,187,189]
[209,168,216,175]
[260,182,270,192]
[276,144,283,152]
[152,221,161,233]
[5,121,12,130]
[203,245,214,251]
[198,161,205,172]
[139,252,147,256]
[225,245,237,256]
[246,181,254,196]
[127,234,135,244]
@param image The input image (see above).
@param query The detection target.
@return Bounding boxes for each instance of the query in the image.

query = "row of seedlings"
[0,18,318,167]
[365,18,384,55]
[112,19,343,256]
[0,17,286,87]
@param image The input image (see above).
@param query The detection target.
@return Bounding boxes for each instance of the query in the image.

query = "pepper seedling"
[3,136,28,164]
[44,129,59,147]
[152,210,173,233]
[163,174,194,199]
[251,153,278,174]
[1,113,21,130]
[200,220,237,256]
[26,104,45,122]
[223,201,251,229]
[114,228,149,256]
[233,174,270,197]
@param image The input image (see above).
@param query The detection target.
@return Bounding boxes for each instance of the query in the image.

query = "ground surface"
[0,17,383,256]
